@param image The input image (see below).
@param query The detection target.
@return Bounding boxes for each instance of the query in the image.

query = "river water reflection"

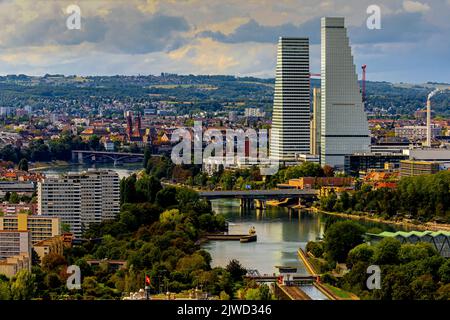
[203,198,405,276]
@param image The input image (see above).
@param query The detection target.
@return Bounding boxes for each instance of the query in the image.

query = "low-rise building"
[282,177,354,190]
[395,125,441,141]
[0,254,31,278]
[367,230,450,258]
[33,235,66,262]
[400,160,440,177]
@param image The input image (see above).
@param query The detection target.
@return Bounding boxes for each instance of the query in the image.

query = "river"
[203,198,405,276]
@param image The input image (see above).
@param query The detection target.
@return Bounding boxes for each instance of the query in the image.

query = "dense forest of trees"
[306,220,450,300]
[319,171,450,223]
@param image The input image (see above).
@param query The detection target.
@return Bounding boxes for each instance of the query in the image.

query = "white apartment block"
[320,17,370,169]
[270,37,311,163]
[38,169,120,238]
[245,108,265,118]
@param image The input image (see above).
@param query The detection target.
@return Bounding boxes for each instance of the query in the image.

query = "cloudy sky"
[0,0,449,83]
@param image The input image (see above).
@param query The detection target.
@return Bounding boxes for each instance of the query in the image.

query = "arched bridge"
[72,150,157,164]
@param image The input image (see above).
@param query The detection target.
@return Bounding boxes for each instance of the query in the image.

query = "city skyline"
[0,0,448,84]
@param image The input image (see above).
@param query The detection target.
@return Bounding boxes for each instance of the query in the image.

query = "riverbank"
[28,160,71,171]
[307,206,450,232]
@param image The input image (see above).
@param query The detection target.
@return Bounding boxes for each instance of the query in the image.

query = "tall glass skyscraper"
[320,17,370,168]
[270,37,310,163]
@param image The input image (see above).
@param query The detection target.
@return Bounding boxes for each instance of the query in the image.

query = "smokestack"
[426,89,440,148]
[426,98,431,147]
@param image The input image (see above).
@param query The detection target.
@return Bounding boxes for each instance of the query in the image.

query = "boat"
[275,266,298,273]
[240,235,257,243]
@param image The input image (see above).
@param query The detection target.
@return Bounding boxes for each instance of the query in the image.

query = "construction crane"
[361,64,367,103]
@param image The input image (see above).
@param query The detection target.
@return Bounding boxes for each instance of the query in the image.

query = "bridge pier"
[239,198,255,210]
[77,151,84,164]
[254,199,266,210]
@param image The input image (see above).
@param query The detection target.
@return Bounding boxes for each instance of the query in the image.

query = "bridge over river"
[199,189,318,209]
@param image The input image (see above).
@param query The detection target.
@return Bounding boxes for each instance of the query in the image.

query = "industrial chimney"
[426,98,431,147]
[426,89,440,148]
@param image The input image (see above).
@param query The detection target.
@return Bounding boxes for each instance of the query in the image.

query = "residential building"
[0,213,60,244]
[0,254,31,278]
[244,108,265,118]
[37,169,120,237]
[0,202,37,215]
[0,230,31,261]
[0,181,35,197]
[270,37,310,163]
[33,235,66,262]
[320,17,370,169]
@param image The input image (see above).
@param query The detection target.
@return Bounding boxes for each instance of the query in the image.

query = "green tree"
[143,147,151,168]
[136,175,162,203]
[373,238,401,265]
[226,259,246,283]
[438,259,450,283]
[324,221,365,262]
[9,192,20,204]
[160,209,183,224]
[155,187,178,208]
[18,158,29,171]
[10,270,36,300]
[0,278,10,300]
[347,243,375,268]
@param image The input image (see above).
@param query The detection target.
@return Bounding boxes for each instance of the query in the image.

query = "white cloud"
[403,1,430,13]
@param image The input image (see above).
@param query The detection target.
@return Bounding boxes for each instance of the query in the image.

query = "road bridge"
[71,150,160,164]
[199,189,318,209]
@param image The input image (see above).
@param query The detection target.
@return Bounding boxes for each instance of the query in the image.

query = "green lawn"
[322,284,359,300]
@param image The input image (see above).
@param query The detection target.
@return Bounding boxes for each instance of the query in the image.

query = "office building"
[320,17,370,168]
[400,160,440,177]
[270,37,310,163]
[344,153,408,176]
[395,125,441,142]
[37,170,120,238]
[370,140,410,154]
[0,213,61,244]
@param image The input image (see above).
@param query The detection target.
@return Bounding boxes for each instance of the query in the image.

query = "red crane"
[361,64,367,103]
